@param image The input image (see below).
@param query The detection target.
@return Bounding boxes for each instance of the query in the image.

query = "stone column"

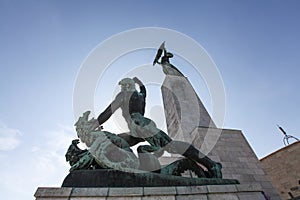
[161,75,216,142]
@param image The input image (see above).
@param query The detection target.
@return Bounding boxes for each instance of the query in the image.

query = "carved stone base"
[62,169,239,187]
[35,184,268,200]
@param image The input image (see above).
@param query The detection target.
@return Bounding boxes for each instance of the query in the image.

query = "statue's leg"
[130,119,171,157]
[130,113,172,148]
[128,114,222,178]
[137,145,160,153]
[104,131,132,152]
[137,145,162,172]
[128,114,221,177]
[165,140,222,178]
[118,132,145,147]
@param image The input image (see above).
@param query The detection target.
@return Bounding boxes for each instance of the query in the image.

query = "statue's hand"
[133,77,139,82]
[133,77,142,85]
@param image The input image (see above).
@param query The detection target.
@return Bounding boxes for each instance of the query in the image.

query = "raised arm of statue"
[153,42,184,76]
[97,93,123,125]
[133,77,146,97]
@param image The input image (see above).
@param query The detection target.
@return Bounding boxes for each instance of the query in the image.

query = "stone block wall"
[160,75,281,199]
[192,127,281,199]
[159,127,281,199]
[35,184,266,200]
[261,141,300,199]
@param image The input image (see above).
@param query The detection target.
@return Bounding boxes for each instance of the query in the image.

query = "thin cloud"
[0,123,22,151]
[0,124,75,200]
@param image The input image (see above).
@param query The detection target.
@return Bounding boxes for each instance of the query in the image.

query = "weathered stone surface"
[161,76,216,142]
[70,188,108,197]
[176,194,208,200]
[34,187,72,198]
[70,197,106,200]
[159,76,281,199]
[157,128,281,199]
[35,185,267,200]
[109,187,143,196]
[207,184,237,193]
[237,192,266,200]
[107,197,142,200]
[176,185,208,194]
[142,196,175,200]
[236,183,262,192]
[143,187,176,196]
[207,193,239,200]
[260,141,300,200]
[187,127,281,199]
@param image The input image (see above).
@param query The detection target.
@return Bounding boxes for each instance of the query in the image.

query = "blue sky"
[1,1,300,199]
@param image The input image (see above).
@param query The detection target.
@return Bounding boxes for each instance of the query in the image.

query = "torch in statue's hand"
[153,41,165,66]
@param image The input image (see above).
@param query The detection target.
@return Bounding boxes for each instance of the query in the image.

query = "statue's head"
[119,78,136,92]
[74,111,99,147]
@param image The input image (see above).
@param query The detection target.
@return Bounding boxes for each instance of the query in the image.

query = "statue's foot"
[209,162,222,178]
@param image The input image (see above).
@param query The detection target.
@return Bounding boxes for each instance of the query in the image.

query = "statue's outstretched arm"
[97,93,123,125]
[133,77,146,97]
[163,48,167,56]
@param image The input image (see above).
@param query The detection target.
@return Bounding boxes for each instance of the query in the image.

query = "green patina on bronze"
[66,112,213,177]
[65,109,233,185]
[64,75,238,186]
[62,169,239,187]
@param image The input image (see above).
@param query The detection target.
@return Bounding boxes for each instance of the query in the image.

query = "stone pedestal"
[61,169,238,187]
[161,75,216,141]
[160,76,281,199]
[192,127,281,199]
[35,184,267,200]
[157,128,281,199]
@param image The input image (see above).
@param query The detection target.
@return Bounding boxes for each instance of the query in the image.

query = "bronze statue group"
[67,43,222,179]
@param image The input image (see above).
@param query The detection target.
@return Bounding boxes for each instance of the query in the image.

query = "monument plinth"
[35,184,267,200]
[160,74,281,199]
[62,169,238,188]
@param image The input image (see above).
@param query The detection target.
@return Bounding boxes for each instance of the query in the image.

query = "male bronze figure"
[97,77,222,178]
[153,42,184,76]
